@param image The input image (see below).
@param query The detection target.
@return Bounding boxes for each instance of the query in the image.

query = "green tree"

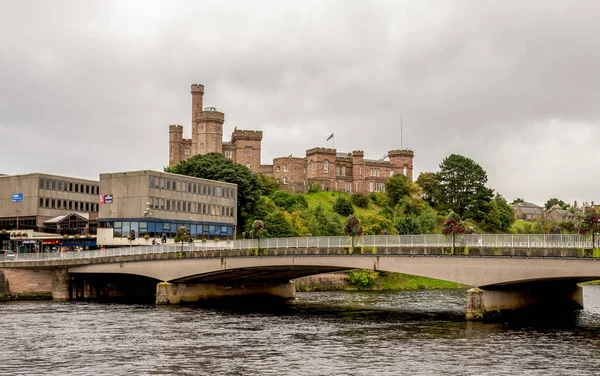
[333,196,354,216]
[303,204,344,236]
[436,154,494,218]
[510,198,525,205]
[264,210,296,238]
[415,172,441,207]
[385,174,412,207]
[544,198,569,211]
[165,153,261,229]
[480,194,515,232]
[257,173,280,196]
[362,214,397,235]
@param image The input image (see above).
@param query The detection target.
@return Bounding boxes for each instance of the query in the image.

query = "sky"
[1,0,599,206]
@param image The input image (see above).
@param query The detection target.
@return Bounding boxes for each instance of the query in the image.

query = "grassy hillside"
[303,191,385,220]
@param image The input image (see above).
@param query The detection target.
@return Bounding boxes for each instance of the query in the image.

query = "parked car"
[0,250,16,260]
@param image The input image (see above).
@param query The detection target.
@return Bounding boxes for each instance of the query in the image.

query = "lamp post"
[16,208,21,230]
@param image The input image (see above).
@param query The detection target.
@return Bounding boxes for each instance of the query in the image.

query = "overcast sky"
[1,0,599,206]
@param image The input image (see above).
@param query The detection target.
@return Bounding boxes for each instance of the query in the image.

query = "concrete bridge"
[1,234,599,320]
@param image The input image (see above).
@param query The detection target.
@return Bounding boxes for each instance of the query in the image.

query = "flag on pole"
[326,133,334,141]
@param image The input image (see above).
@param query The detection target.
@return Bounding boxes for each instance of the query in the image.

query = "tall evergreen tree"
[436,154,494,218]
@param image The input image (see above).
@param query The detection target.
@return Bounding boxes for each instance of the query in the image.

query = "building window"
[284,164,288,172]
[341,165,346,176]
[403,165,408,176]
[345,182,352,192]
[276,166,280,172]
[245,146,252,156]
[184,148,190,156]
[390,169,394,177]
[283,177,288,185]
[224,150,233,159]
[336,165,340,176]
[324,160,329,173]
[246,162,251,169]
[311,161,315,173]
[369,182,374,193]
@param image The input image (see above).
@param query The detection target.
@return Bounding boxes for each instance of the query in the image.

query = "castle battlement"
[196,109,225,122]
[306,147,337,156]
[232,129,263,142]
[388,149,414,156]
[191,84,205,93]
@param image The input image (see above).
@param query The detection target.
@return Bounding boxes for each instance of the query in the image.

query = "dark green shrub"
[350,193,369,208]
[270,191,299,212]
[333,196,354,216]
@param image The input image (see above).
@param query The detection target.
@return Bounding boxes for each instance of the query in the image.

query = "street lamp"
[16,208,21,230]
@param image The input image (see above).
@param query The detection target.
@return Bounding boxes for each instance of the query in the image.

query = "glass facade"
[101,219,233,239]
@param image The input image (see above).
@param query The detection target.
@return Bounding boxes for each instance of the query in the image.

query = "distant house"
[512,202,544,221]
[547,209,576,223]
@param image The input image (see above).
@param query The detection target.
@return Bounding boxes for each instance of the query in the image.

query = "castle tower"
[191,84,204,121]
[351,150,365,193]
[169,125,184,166]
[232,129,263,172]
[388,149,415,180]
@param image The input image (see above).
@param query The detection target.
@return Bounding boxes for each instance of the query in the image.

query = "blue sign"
[11,193,23,203]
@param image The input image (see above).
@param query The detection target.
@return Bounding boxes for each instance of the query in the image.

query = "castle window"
[311,161,315,174]
[277,166,280,172]
[283,177,288,185]
[324,160,329,173]
[246,162,251,170]
[403,165,408,176]
[369,182,374,192]
[335,165,340,176]
[284,164,288,172]
[341,165,346,176]
[184,148,190,156]
[369,169,373,177]
[224,150,233,159]
[390,169,394,177]
[245,146,252,156]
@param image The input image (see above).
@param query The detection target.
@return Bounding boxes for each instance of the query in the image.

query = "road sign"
[11,193,23,203]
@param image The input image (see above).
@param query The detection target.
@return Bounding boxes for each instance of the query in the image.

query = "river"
[2,286,600,375]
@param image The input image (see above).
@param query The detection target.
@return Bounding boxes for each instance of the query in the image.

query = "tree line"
[166,152,598,237]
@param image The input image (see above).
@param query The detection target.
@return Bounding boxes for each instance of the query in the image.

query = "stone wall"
[0,268,54,299]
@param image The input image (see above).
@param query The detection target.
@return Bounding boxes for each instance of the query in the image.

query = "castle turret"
[388,149,414,180]
[231,129,262,172]
[169,125,184,167]
[193,107,225,155]
[191,84,204,122]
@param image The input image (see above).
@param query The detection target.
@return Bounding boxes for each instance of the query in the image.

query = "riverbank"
[294,271,467,292]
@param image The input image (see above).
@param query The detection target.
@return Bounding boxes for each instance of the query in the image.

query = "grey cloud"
[1,0,599,205]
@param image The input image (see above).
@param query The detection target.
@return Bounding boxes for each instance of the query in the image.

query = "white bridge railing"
[0,234,597,263]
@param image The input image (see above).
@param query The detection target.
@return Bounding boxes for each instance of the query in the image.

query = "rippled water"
[2,287,600,375]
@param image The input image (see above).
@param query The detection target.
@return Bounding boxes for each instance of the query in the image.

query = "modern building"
[96,170,237,246]
[0,173,100,233]
[167,84,415,194]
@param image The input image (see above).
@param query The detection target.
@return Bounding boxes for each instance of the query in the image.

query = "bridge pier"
[466,283,583,321]
[156,282,296,305]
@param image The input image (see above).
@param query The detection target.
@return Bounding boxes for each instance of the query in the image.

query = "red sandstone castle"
[169,84,414,194]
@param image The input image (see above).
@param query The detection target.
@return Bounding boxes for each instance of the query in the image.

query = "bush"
[333,196,354,216]
[270,191,300,212]
[347,270,376,289]
[308,182,321,193]
[350,193,369,208]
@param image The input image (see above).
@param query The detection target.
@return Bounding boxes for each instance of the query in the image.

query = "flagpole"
[333,135,335,150]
